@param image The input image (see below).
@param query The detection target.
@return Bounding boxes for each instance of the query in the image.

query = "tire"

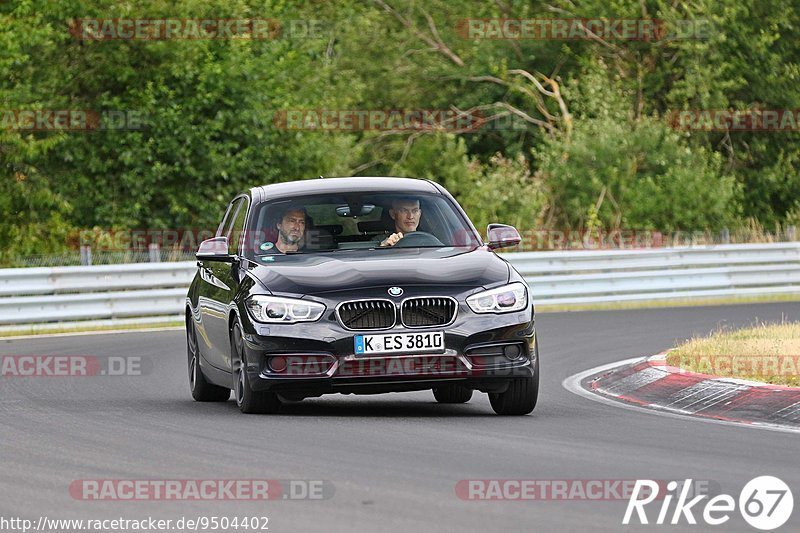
[489,339,539,415]
[187,316,230,402]
[231,323,281,414]
[432,384,473,403]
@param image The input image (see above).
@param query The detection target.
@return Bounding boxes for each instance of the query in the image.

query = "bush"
[534,115,740,232]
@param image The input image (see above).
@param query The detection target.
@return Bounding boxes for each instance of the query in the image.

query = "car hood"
[246,247,509,296]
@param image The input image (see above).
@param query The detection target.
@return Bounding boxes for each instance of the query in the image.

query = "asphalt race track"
[1,303,799,532]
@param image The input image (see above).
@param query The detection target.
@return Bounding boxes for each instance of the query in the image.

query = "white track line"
[562,358,800,436]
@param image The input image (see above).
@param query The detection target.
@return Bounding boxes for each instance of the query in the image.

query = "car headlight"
[246,295,326,324]
[466,282,528,314]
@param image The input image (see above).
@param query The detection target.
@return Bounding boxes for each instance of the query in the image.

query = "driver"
[379,197,422,247]
[275,206,307,253]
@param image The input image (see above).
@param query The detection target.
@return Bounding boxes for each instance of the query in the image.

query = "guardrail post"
[721,227,730,244]
[79,245,92,266]
[148,243,161,263]
[788,226,797,242]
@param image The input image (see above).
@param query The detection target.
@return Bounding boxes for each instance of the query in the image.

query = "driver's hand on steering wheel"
[380,232,404,247]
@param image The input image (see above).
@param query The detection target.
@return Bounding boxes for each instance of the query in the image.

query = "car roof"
[252,177,441,201]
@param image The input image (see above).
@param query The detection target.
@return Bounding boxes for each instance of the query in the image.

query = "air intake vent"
[337,300,396,330]
[401,297,457,327]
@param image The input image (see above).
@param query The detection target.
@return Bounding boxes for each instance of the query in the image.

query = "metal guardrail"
[0,243,798,329]
[0,263,195,328]
[510,243,800,305]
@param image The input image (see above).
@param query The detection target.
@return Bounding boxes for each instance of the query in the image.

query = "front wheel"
[231,323,281,414]
[187,317,230,402]
[489,339,539,415]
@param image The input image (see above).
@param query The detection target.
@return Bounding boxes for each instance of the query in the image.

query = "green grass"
[666,321,800,387]
[0,321,184,338]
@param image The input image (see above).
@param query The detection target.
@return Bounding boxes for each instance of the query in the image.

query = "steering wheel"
[394,231,444,248]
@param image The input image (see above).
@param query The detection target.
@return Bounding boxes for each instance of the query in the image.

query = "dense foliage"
[2,0,799,261]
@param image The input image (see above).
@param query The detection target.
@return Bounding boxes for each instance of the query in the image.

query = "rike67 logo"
[624,476,793,530]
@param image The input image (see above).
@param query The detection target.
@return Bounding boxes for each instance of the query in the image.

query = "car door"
[197,196,248,371]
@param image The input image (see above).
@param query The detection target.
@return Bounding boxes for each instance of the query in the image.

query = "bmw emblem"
[388,287,403,297]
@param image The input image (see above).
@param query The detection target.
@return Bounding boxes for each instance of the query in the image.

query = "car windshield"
[243,191,480,257]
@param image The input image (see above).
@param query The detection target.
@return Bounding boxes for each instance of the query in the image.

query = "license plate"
[354,332,445,356]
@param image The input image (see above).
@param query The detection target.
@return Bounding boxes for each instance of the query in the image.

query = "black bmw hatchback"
[186,177,538,415]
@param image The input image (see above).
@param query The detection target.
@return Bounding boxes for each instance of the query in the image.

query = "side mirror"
[486,224,521,250]
[196,236,236,262]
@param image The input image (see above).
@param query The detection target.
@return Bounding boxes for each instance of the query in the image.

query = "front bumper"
[239,305,536,397]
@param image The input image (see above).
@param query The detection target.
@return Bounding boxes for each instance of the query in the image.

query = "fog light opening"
[268,356,287,373]
[503,344,522,361]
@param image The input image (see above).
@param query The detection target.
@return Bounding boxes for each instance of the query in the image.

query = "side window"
[228,198,249,255]
[216,200,239,238]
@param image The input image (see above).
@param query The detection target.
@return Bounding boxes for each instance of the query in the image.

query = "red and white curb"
[563,354,800,434]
